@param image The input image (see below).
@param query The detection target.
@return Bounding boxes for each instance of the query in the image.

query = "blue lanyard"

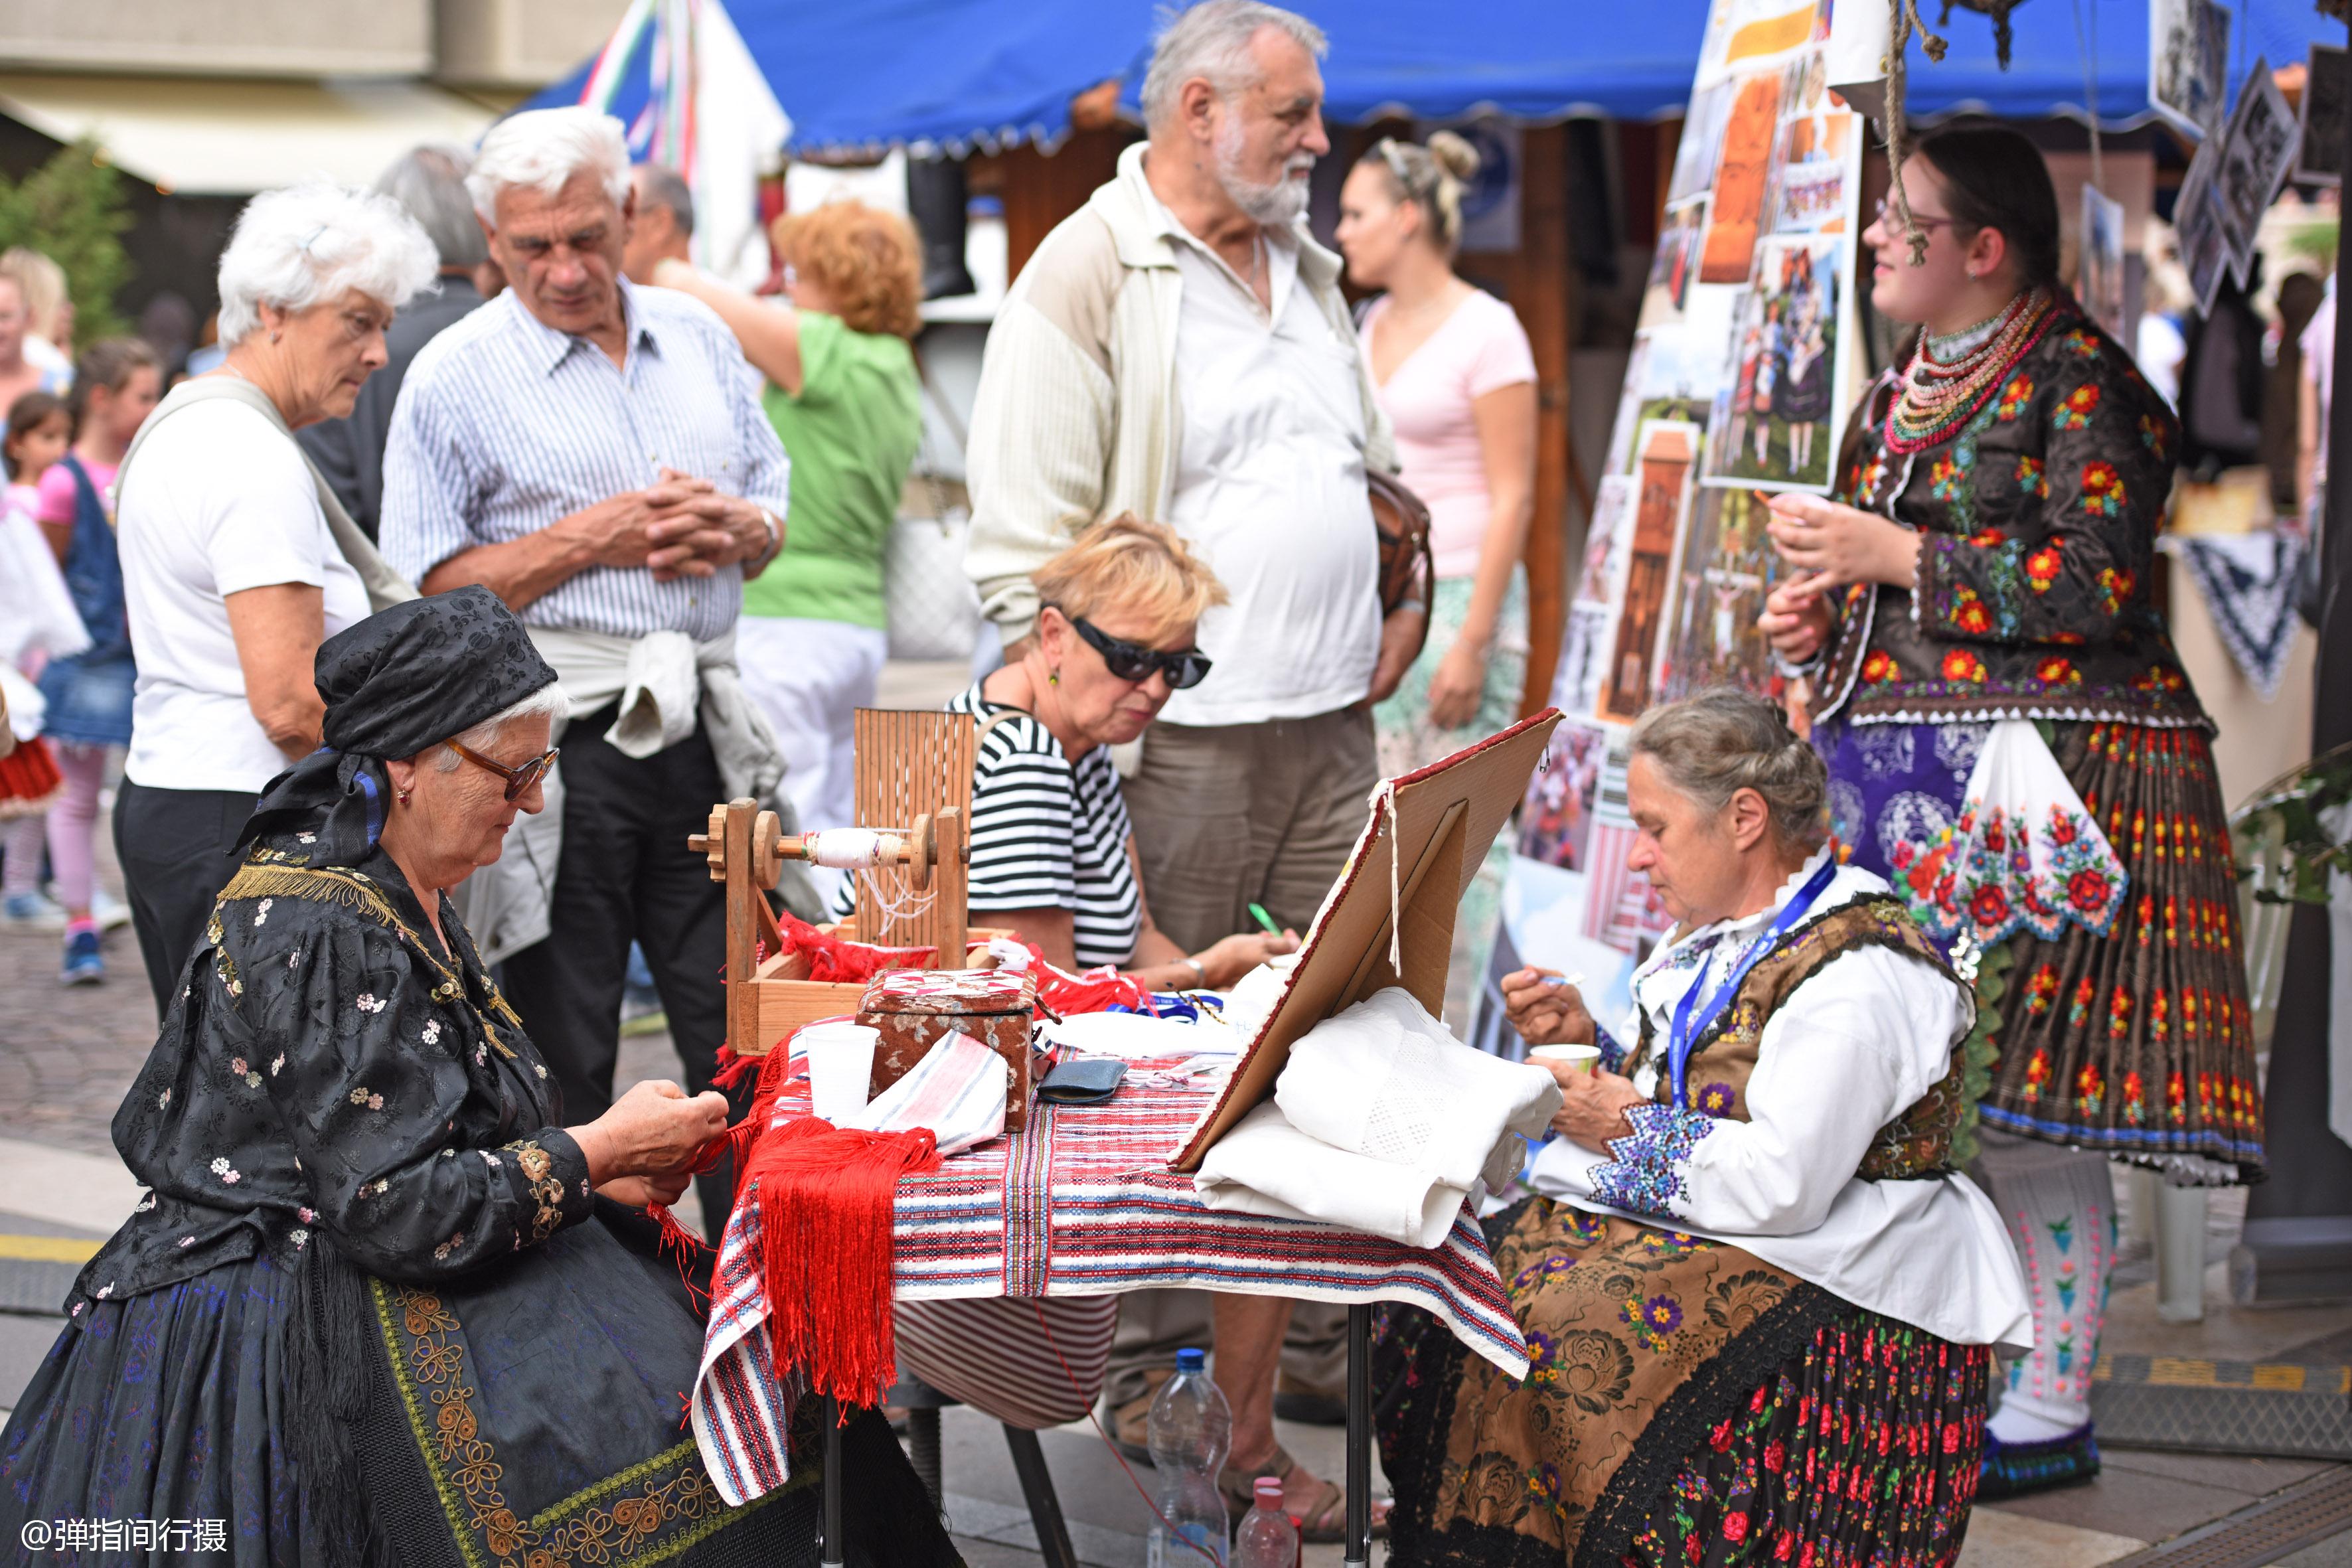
[1667,858,1838,1108]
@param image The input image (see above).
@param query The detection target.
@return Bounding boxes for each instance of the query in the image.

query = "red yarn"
[776,910,935,984]
[711,1043,757,1093]
[739,1115,941,1411]
[645,1202,712,1311]
[988,937,1155,1016]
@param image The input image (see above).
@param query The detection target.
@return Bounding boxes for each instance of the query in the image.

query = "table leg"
[1004,1425,1080,1568]
[1346,1302,1370,1568]
[822,1394,845,1567]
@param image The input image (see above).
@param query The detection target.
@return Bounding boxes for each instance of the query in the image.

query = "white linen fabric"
[116,398,372,792]
[1196,986,1560,1247]
[848,1030,1007,1156]
[1527,852,2033,1352]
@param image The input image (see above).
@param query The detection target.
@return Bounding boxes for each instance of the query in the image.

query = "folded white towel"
[1194,1101,1471,1248]
[1275,987,1560,1191]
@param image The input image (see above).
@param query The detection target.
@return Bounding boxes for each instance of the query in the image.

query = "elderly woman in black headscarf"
[0,587,960,1567]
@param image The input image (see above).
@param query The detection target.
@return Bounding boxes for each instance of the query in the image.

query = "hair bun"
[1426,129,1481,183]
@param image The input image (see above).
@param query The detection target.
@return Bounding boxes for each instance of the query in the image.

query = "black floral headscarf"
[236,586,558,866]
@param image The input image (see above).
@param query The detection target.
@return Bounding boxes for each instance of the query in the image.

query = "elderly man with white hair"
[379,108,790,1227]
[963,0,1406,1537]
[113,180,434,1014]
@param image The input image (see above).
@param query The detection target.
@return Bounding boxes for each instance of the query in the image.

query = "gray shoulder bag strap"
[118,376,418,612]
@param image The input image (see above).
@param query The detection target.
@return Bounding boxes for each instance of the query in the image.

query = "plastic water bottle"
[1146,1347,1230,1567]
[1231,1476,1301,1567]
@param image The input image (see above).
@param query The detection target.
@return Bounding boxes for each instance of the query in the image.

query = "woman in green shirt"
[655,200,924,897]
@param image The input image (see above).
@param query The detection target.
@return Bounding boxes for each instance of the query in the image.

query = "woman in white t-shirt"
[114,183,435,1012]
[1337,131,1538,1028]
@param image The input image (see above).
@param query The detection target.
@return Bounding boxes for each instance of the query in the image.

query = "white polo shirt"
[1150,200,1381,729]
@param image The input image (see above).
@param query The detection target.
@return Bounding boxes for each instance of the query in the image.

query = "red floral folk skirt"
[1374,1201,1991,1568]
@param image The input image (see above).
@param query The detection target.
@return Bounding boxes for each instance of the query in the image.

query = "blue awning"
[526,0,2346,156]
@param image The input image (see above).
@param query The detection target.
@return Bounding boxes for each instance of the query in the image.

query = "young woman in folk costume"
[1759,123,2261,1498]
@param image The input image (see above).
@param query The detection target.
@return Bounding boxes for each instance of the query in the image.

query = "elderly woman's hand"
[572,1079,731,1187]
[596,1171,694,1209]
[1550,1069,1648,1152]
[1499,967,1597,1048]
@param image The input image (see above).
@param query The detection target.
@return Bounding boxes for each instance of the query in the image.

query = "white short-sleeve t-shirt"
[119,399,371,793]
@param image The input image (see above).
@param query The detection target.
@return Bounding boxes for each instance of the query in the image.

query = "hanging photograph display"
[1500,0,1861,980]
[2150,0,2233,139]
[2212,58,2301,266]
[2078,185,2129,340]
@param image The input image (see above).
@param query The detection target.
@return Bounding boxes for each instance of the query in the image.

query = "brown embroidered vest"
[1629,896,1972,1180]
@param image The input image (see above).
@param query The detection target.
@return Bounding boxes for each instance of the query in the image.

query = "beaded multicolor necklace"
[1883,287,2061,455]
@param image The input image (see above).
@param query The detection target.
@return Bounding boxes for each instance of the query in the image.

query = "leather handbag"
[1370,468,1437,663]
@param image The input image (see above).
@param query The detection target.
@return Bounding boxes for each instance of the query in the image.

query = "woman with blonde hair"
[653,200,925,891]
[838,512,1296,987]
[1336,130,1537,1023]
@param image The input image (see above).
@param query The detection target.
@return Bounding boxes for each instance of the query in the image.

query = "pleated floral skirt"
[1820,716,2264,1182]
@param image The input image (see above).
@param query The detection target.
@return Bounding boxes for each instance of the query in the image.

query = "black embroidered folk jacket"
[65,840,595,1316]
[1812,307,2213,732]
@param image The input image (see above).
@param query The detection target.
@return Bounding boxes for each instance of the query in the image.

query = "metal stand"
[821,1395,844,1568]
[1004,1425,1081,1568]
[1346,1303,1372,1568]
[2156,1180,2208,1324]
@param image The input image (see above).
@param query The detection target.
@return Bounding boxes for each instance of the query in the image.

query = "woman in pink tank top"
[1338,131,1539,1025]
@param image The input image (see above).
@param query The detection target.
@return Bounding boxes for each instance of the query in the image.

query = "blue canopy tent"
[528,0,2345,154]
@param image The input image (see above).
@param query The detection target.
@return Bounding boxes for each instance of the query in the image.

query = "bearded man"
[961,0,1411,1539]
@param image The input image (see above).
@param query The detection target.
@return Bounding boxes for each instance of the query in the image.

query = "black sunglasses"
[444,739,560,801]
[1059,613,1213,690]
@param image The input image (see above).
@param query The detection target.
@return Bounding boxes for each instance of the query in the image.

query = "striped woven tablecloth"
[690,1050,1531,1506]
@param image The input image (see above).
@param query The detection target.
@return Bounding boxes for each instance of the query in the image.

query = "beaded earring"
[1048,668,1060,686]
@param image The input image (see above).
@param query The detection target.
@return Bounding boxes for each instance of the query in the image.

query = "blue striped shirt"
[379,278,791,641]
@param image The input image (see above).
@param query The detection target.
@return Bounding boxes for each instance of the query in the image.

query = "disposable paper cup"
[801,1022,880,1122]
[1530,1044,1603,1076]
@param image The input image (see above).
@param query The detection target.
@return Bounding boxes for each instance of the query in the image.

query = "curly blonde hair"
[1030,514,1227,649]
[772,199,923,340]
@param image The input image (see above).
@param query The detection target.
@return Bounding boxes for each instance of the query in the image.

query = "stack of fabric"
[1195,987,1561,1247]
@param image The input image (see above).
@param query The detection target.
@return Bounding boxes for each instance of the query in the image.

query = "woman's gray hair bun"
[1366,131,1482,252]
[1627,688,1828,851]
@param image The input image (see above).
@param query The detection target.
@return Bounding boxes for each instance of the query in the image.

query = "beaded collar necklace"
[1883,287,2060,455]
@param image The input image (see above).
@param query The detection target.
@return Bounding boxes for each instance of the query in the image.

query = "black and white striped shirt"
[955,683,1142,969]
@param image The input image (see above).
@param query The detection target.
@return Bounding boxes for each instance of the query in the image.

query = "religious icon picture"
[2078,185,2128,341]
[1701,234,1845,491]
[2150,0,2231,141]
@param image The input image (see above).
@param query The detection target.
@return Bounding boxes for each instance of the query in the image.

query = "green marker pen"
[1247,902,1281,935]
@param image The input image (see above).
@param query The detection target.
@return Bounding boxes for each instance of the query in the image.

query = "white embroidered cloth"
[1887,718,2129,947]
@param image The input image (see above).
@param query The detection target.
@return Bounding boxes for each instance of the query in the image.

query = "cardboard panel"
[1170,709,1563,1172]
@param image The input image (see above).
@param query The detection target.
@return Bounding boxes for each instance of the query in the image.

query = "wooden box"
[856,967,1040,1129]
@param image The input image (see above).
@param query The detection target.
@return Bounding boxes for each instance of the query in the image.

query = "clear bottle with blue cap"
[1146,1346,1231,1566]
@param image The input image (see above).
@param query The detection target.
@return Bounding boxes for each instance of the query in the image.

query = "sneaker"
[90,886,132,932]
[60,926,104,985]
[4,890,67,932]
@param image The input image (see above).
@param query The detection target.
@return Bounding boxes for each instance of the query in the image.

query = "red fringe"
[645,1202,712,1311]
[988,936,1156,1016]
[777,910,935,984]
[740,1116,941,1410]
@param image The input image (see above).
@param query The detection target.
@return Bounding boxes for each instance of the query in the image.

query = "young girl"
[0,391,72,928]
[33,339,161,983]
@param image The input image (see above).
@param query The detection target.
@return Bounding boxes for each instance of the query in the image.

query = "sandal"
[1216,1443,1391,1543]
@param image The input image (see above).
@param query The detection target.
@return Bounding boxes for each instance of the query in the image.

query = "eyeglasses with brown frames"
[443,740,560,802]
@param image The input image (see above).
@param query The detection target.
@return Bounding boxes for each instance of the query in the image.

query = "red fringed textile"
[776,910,934,984]
[990,937,1156,1016]
[738,1116,942,1410]
[645,1202,712,1310]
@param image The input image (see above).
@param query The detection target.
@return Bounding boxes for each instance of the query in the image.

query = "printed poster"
[1498,0,1862,982]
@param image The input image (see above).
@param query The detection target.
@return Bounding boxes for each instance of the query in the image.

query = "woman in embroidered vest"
[1378,690,2029,1567]
[0,588,960,1567]
[1757,123,2258,1497]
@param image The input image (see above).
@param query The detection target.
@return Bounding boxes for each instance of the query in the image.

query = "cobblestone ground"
[0,828,158,1157]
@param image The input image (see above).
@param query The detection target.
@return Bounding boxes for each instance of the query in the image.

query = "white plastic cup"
[800,1022,880,1122]
[1530,1044,1603,1076]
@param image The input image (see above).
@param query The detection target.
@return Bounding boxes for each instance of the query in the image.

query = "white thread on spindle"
[854,864,935,939]
[800,828,906,870]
